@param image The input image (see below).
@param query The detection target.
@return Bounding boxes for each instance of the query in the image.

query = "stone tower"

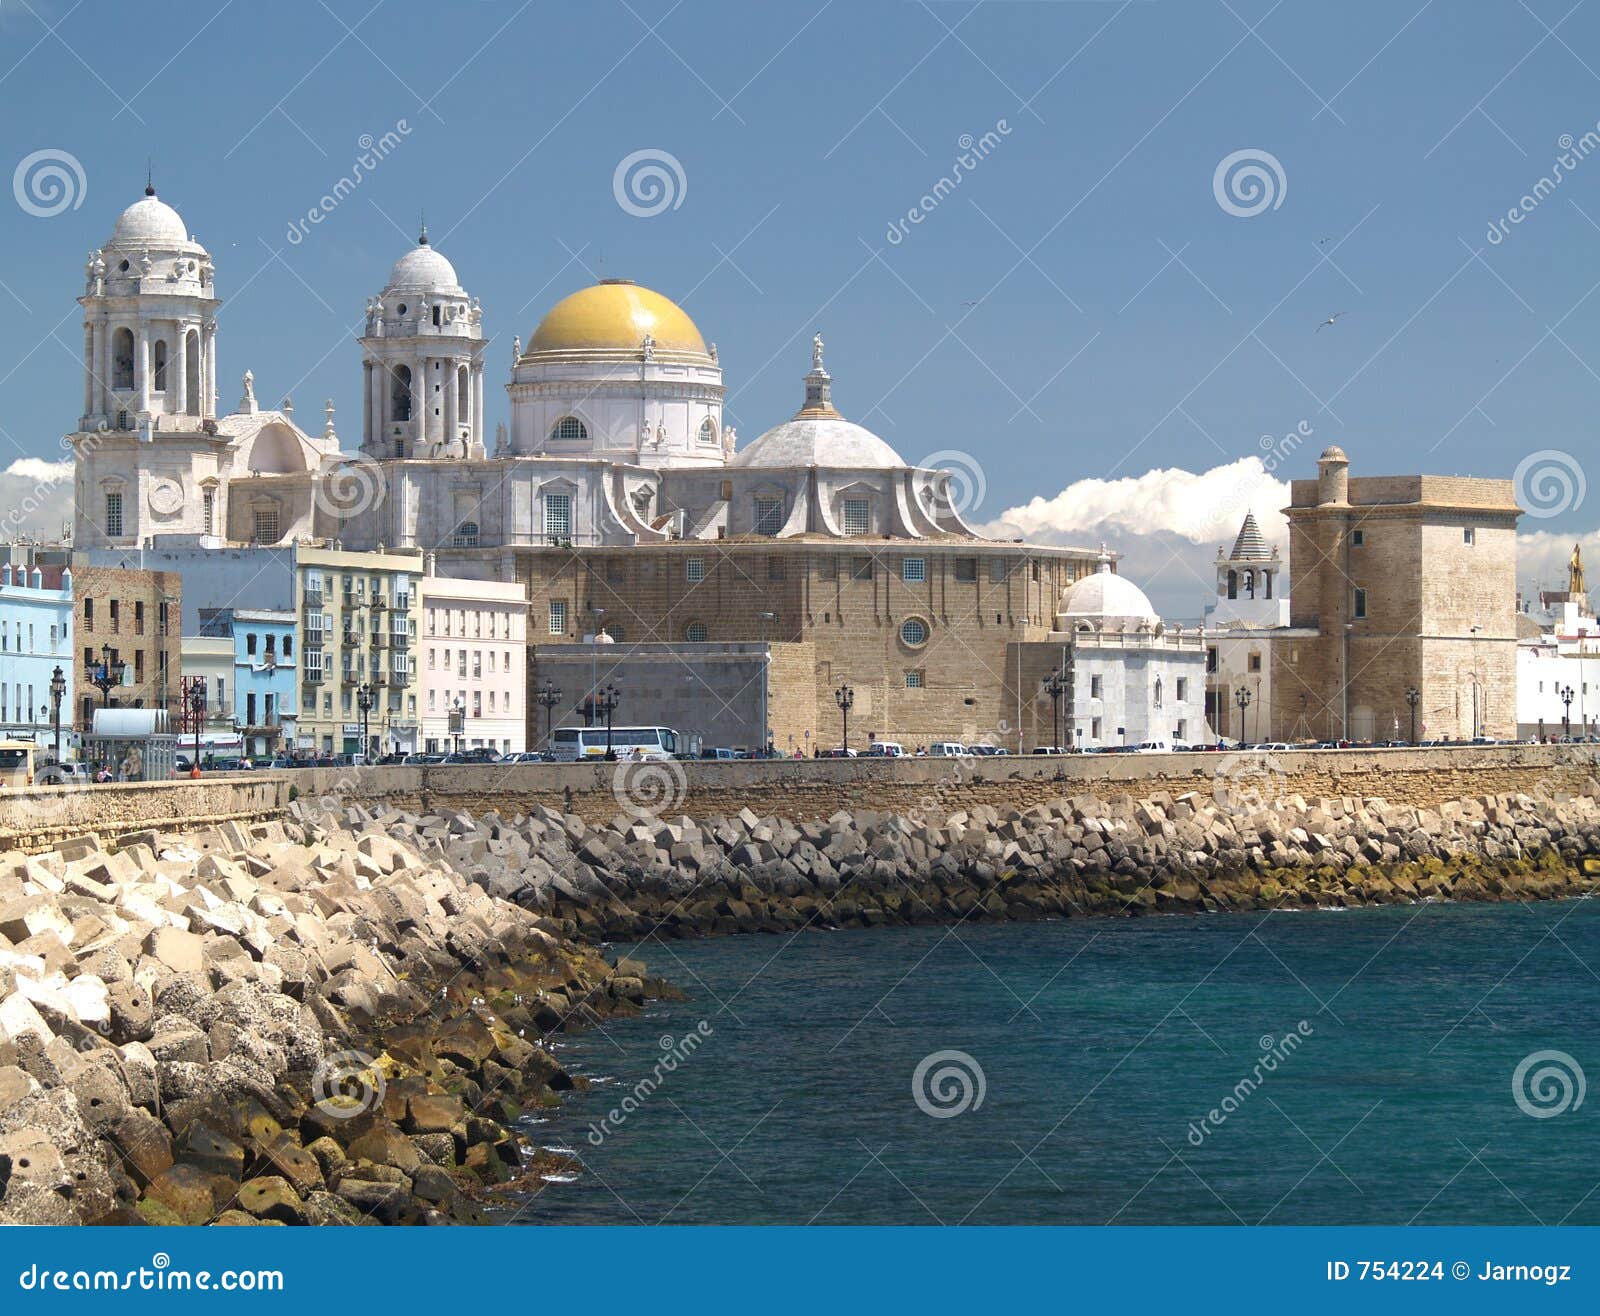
[359,226,486,461]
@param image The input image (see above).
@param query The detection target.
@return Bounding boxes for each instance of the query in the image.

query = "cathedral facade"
[68,187,1127,748]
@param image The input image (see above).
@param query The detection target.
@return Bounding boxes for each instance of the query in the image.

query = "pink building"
[418,576,527,754]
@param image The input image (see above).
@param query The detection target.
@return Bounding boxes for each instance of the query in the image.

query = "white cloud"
[0,457,74,540]
[1517,528,1600,600]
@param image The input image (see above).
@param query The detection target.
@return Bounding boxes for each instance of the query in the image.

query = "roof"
[108,188,195,249]
[1227,512,1271,561]
[384,234,462,294]
[731,416,906,470]
[1060,559,1160,624]
[525,280,709,361]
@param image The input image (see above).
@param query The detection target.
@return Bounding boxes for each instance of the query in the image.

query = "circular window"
[119,259,130,272]
[900,618,929,647]
[686,622,708,642]
[396,303,407,315]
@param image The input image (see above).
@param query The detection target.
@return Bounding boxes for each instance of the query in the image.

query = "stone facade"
[1269,449,1520,741]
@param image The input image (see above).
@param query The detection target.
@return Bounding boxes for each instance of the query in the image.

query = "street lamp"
[1234,685,1253,745]
[1042,664,1070,751]
[186,677,205,778]
[1559,683,1575,740]
[536,678,562,751]
[86,644,123,716]
[1404,685,1421,745]
[758,611,775,758]
[356,682,375,761]
[48,666,65,764]
[835,684,854,755]
[449,695,465,755]
[595,682,620,759]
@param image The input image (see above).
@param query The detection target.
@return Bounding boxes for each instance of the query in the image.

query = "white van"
[1130,740,1172,754]
[928,742,967,757]
[865,741,905,758]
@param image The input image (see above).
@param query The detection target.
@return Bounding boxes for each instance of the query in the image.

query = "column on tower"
[205,323,217,417]
[82,322,94,417]
[362,361,373,449]
[414,354,429,448]
[95,316,110,417]
[472,364,484,451]
[136,326,151,415]
[370,361,385,449]
[172,324,187,420]
[443,361,458,449]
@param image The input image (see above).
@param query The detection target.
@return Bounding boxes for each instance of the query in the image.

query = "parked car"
[504,751,547,763]
[968,744,1009,757]
[928,742,968,757]
[818,747,858,758]
[1031,746,1069,756]
[865,741,905,758]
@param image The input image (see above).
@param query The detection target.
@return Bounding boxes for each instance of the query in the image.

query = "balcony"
[389,672,409,688]
[371,596,387,612]
[305,631,324,649]
[304,669,324,685]
[371,631,389,649]
[341,671,357,686]
[390,632,409,649]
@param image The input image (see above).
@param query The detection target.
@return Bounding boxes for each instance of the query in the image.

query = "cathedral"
[67,185,1181,749]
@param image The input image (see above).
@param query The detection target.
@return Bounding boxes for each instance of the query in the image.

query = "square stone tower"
[1270,447,1521,741]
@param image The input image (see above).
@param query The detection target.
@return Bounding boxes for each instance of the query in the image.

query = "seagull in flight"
[1316,311,1347,332]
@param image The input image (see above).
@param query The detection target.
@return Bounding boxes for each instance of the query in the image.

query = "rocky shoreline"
[0,814,673,1226]
[4,777,1600,1226]
[395,779,1600,939]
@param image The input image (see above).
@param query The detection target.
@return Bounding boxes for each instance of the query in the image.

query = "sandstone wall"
[0,777,288,853]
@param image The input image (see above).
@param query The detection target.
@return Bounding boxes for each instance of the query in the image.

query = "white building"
[1047,552,1211,748]
[1516,548,1599,740]
[1203,513,1290,743]
[418,572,528,754]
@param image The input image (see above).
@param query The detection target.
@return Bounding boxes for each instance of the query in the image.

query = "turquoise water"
[525,900,1600,1225]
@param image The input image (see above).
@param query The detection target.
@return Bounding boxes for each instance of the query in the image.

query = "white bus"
[548,726,682,761]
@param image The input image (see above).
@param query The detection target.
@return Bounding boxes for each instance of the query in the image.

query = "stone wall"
[0,776,287,852]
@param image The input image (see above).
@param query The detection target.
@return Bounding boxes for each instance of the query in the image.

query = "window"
[283,636,292,659]
[1154,678,1163,708]
[1092,717,1102,738]
[452,521,480,548]
[842,498,870,536]
[1176,720,1188,740]
[1351,529,1364,547]
[548,600,567,635]
[428,648,436,670]
[954,558,978,583]
[1463,526,1475,545]
[768,556,784,581]
[905,670,924,689]
[105,491,123,538]
[1090,675,1102,698]
[112,328,134,390]
[819,556,838,580]
[458,651,467,678]
[550,416,587,444]
[851,556,872,581]
[253,506,278,542]
[473,651,482,678]
[686,557,706,583]
[1206,646,1218,674]
[110,600,119,633]
[544,493,572,541]
[902,558,926,583]
[754,497,784,536]
[84,599,93,630]
[686,621,708,642]
[1248,653,1262,673]
[202,489,214,535]
[900,618,928,646]
[246,633,257,657]
[1353,588,1367,619]
[1176,678,1188,701]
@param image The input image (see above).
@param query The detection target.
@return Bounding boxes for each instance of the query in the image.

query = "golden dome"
[525,279,710,361]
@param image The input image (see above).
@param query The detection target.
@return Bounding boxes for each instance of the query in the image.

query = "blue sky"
[2,0,1598,613]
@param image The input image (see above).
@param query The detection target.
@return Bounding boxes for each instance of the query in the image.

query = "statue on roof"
[1571,543,1586,596]
[812,332,825,371]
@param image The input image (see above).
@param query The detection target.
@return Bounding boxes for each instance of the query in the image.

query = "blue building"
[198,607,297,759]
[0,562,74,759]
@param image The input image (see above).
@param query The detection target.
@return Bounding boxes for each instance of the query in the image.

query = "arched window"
[391,365,412,422]
[685,621,708,642]
[1263,572,1272,599]
[900,618,929,647]
[698,416,717,445]
[550,416,588,444]
[1154,677,1164,708]
[1226,569,1238,600]
[152,340,168,393]
[1244,570,1256,599]
[452,521,480,547]
[111,328,134,390]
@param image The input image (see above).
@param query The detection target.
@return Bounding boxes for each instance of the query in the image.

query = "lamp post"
[1234,685,1252,745]
[536,678,562,751]
[86,644,123,715]
[449,696,465,755]
[835,684,854,755]
[356,682,375,762]
[186,677,205,778]
[595,682,620,759]
[1404,685,1421,745]
[1559,683,1575,740]
[48,666,65,764]
[1042,664,1069,751]
[758,611,775,758]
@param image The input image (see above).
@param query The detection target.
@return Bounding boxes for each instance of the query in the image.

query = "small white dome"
[385,236,461,293]
[1060,559,1160,625]
[109,189,191,248]
[733,417,905,469]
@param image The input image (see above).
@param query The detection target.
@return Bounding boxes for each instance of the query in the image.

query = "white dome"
[385,237,461,293]
[1060,560,1160,625]
[109,190,192,248]
[733,417,905,469]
